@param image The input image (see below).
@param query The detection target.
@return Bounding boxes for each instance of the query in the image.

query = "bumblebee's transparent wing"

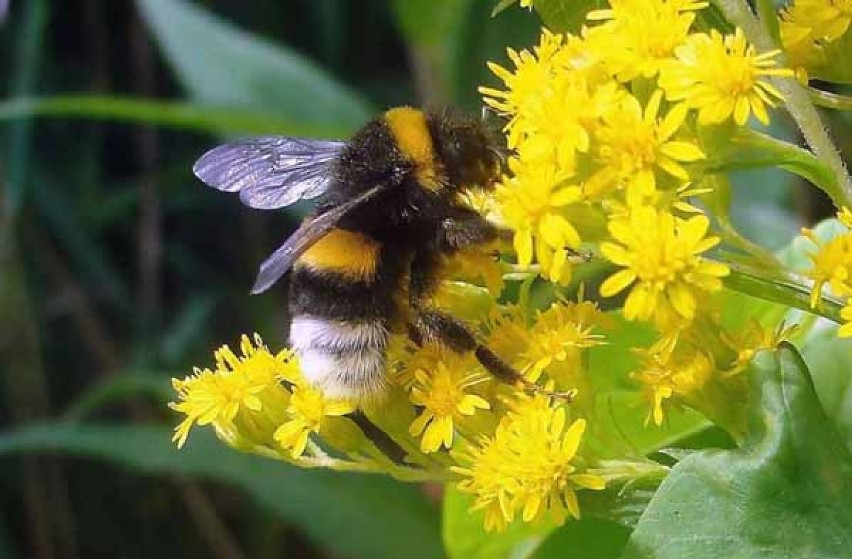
[251,181,393,294]
[193,137,345,210]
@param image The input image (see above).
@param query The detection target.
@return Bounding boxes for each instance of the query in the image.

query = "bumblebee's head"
[428,110,504,192]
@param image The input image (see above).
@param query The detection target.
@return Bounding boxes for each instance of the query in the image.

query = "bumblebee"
[194,107,533,399]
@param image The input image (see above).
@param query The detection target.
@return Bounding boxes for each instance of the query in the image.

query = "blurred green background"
[0,1,843,558]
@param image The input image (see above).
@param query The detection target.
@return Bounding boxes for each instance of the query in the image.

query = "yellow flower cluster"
[172,297,611,530]
[453,399,604,532]
[804,209,852,337]
[480,1,798,427]
[631,319,794,433]
[482,2,791,333]
[781,0,852,74]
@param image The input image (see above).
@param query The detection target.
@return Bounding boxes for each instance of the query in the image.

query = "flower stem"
[711,0,852,208]
[808,87,852,111]
[724,263,843,323]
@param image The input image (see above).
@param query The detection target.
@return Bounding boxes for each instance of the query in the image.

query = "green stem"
[253,445,450,482]
[711,0,852,208]
[724,263,843,323]
[808,87,852,111]
[518,273,535,324]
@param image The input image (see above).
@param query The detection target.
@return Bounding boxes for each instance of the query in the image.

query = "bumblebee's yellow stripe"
[384,107,442,193]
[297,228,381,280]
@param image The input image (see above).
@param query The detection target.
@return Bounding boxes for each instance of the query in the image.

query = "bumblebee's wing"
[251,180,393,294]
[193,137,345,209]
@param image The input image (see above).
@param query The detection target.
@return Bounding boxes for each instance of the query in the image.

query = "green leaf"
[390,0,474,49]
[801,323,852,452]
[61,375,172,422]
[0,96,351,137]
[621,343,852,559]
[533,518,630,559]
[389,0,476,103]
[3,0,48,218]
[0,424,442,559]
[136,0,372,134]
[533,0,607,33]
[443,487,556,559]
[491,0,519,17]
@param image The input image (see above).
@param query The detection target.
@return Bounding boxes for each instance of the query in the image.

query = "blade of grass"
[0,96,353,138]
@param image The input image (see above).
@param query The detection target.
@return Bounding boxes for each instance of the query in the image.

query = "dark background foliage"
[0,2,538,557]
[0,1,843,558]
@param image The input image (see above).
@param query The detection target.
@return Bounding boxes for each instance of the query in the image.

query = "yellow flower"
[600,207,729,329]
[453,396,604,532]
[591,90,704,205]
[586,0,708,81]
[803,229,852,306]
[779,15,826,72]
[722,321,798,377]
[839,207,852,229]
[170,334,293,448]
[273,372,357,458]
[524,300,608,382]
[409,357,491,453]
[440,244,505,298]
[784,0,852,42]
[481,29,572,130]
[840,302,852,337]
[495,158,583,283]
[659,28,793,125]
[482,30,615,164]
[485,305,534,369]
[631,333,714,425]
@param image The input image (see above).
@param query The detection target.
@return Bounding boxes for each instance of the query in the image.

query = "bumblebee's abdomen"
[295,228,381,281]
[289,316,389,398]
[289,230,404,398]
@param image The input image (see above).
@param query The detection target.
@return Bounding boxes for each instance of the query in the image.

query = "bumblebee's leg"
[407,248,573,400]
[408,308,574,400]
[439,206,511,251]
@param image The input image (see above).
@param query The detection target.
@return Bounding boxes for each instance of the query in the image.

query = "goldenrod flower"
[840,302,852,337]
[632,333,713,425]
[170,335,293,448]
[779,16,826,73]
[274,373,357,458]
[485,305,534,369]
[785,0,852,42]
[495,158,583,283]
[722,321,798,376]
[592,90,704,205]
[839,207,852,229]
[803,229,852,306]
[600,207,729,329]
[586,0,708,81]
[481,30,572,135]
[453,395,604,532]
[440,244,505,298]
[409,358,491,453]
[524,301,608,382]
[659,29,793,125]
